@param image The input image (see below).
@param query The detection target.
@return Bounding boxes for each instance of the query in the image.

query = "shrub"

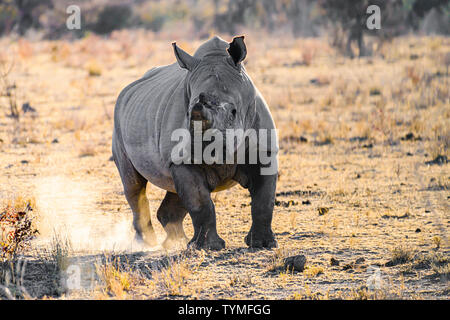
[0,202,38,262]
[92,5,132,35]
[0,201,38,299]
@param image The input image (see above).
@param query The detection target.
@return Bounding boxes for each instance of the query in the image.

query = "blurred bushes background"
[0,0,448,50]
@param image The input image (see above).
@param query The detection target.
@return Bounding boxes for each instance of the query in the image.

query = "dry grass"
[49,233,72,273]
[151,257,192,297]
[388,246,416,266]
[95,256,135,298]
[303,265,324,278]
[267,246,291,272]
[0,31,448,299]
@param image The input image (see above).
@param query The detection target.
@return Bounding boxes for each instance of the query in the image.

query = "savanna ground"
[0,31,449,299]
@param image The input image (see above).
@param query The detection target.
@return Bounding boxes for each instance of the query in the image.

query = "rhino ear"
[172,42,200,71]
[227,36,247,66]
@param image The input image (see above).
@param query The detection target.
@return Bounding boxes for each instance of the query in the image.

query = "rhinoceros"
[112,36,278,250]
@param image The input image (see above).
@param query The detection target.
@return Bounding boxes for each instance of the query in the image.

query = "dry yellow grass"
[0,31,448,299]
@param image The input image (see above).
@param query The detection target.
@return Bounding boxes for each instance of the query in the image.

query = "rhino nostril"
[230,108,237,120]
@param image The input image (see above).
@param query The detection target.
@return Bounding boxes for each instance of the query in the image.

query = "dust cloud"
[33,175,160,253]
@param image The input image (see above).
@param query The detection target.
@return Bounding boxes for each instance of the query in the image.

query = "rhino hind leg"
[157,192,188,249]
[113,148,157,247]
[129,186,158,247]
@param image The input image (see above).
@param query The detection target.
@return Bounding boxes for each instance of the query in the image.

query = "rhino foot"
[188,233,225,251]
[134,229,158,247]
[245,231,277,249]
[162,233,189,250]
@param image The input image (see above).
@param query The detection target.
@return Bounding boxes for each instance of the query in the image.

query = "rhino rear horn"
[227,36,247,66]
[172,42,200,71]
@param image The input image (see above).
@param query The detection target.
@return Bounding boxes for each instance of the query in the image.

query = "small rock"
[405,133,414,140]
[425,155,448,166]
[314,138,333,146]
[20,160,29,164]
[275,199,298,207]
[343,263,353,270]
[369,88,382,96]
[302,200,311,205]
[415,228,421,233]
[349,136,368,143]
[284,255,307,272]
[51,138,59,144]
[22,102,37,114]
[330,257,340,266]
[318,207,329,215]
[109,155,114,161]
[355,257,365,264]
[401,132,421,141]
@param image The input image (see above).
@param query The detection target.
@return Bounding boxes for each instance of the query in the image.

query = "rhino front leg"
[245,166,277,248]
[157,191,188,249]
[170,164,225,250]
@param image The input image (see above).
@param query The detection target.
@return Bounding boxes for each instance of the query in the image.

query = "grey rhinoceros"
[112,36,278,250]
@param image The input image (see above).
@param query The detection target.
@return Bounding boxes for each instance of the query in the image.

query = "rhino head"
[172,36,256,143]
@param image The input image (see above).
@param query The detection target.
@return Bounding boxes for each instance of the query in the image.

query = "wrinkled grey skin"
[112,36,278,250]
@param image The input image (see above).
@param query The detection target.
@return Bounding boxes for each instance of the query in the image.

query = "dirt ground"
[0,31,448,299]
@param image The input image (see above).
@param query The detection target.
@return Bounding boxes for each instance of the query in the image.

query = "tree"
[319,0,449,57]
[318,0,394,58]
[0,0,53,35]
